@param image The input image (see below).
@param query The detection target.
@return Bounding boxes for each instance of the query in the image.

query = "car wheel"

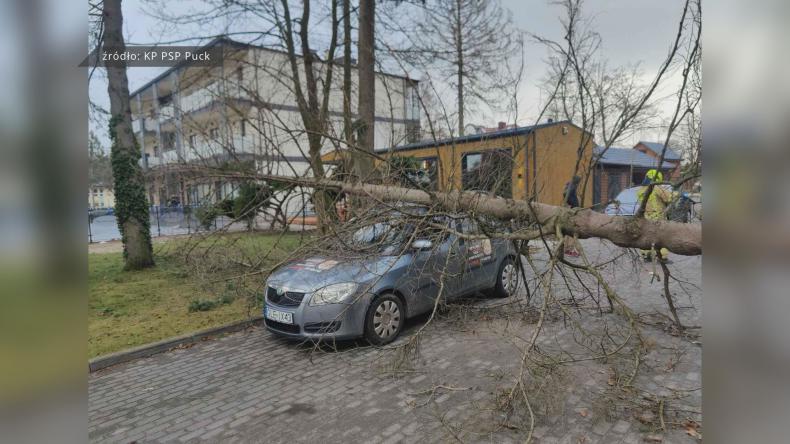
[490,257,519,298]
[364,294,404,345]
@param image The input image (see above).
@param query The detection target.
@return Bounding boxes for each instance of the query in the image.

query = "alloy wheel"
[373,300,401,339]
[501,262,519,295]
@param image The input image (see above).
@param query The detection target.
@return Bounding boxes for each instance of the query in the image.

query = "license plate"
[265,306,293,324]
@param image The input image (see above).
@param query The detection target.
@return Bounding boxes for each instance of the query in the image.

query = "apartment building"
[88,183,115,209]
[129,37,420,212]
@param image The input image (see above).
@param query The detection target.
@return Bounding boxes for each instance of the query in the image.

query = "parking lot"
[89,240,701,443]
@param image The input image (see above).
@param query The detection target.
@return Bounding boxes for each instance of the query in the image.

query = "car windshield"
[350,222,411,254]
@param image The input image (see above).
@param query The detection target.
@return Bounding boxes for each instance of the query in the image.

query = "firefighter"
[638,169,673,262]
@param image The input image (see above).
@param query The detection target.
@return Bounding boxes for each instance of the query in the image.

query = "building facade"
[592,144,678,206]
[323,120,596,207]
[129,38,420,213]
[88,183,115,209]
[633,141,682,180]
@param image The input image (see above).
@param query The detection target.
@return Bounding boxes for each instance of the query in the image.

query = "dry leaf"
[644,434,663,443]
[579,408,589,417]
[686,426,702,439]
[636,411,656,424]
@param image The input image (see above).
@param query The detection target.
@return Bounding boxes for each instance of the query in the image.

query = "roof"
[130,37,417,98]
[637,141,681,161]
[376,120,582,153]
[594,146,675,169]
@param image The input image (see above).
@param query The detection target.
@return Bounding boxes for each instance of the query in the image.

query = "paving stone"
[89,240,701,444]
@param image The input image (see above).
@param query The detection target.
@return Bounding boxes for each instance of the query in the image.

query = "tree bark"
[342,0,354,148]
[245,174,702,256]
[354,0,376,178]
[454,0,464,136]
[103,0,154,269]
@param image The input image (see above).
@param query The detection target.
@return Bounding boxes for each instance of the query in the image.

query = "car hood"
[266,255,403,293]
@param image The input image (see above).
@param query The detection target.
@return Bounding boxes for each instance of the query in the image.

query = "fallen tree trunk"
[222,172,702,256]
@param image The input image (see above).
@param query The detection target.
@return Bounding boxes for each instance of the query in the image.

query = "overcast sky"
[89,0,687,148]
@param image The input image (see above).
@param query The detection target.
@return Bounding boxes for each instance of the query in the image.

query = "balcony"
[138,155,162,169]
[179,83,249,114]
[132,117,158,134]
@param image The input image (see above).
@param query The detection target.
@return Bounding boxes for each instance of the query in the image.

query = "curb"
[89,316,263,373]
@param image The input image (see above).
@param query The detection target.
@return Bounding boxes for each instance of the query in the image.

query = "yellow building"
[323,120,595,207]
[89,184,116,209]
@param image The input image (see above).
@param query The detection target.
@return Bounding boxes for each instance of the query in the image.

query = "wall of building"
[594,165,631,206]
[131,45,418,167]
[633,143,682,180]
[532,124,594,206]
[130,41,420,214]
[373,123,595,207]
[89,186,115,209]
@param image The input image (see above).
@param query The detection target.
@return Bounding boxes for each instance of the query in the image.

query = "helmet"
[645,169,663,183]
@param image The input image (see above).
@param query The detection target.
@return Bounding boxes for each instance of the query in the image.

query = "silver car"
[263,215,520,345]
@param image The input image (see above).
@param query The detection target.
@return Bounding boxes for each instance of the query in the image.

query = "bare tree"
[353,0,376,178]
[410,0,520,136]
[104,0,704,439]
[89,131,113,187]
[276,0,341,231]
[342,0,355,149]
[535,0,698,206]
[103,0,155,269]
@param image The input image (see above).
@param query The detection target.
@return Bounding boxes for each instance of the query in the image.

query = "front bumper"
[263,296,369,341]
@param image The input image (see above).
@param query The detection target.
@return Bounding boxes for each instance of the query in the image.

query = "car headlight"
[309,282,358,306]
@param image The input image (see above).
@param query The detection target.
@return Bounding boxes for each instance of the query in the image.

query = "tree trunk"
[354,0,376,179]
[342,0,354,148]
[454,0,464,136]
[103,0,154,270]
[247,174,702,256]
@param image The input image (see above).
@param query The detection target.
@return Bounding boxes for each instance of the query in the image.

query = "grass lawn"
[89,231,309,358]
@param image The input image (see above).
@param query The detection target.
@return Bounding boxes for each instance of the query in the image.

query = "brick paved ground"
[89,239,701,443]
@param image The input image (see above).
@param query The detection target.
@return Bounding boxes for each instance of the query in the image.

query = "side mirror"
[411,239,433,251]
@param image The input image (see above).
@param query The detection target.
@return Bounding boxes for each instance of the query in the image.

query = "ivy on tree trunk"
[104,0,154,269]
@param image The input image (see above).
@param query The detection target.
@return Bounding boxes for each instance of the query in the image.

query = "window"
[404,82,420,121]
[157,94,173,107]
[162,133,176,151]
[236,67,243,82]
[187,185,197,205]
[189,134,196,148]
[459,218,479,235]
[214,181,223,201]
[608,172,623,201]
[240,120,246,137]
[415,157,439,190]
[461,149,513,198]
[209,128,219,140]
[406,121,420,143]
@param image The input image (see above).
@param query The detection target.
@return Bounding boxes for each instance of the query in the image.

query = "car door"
[455,218,497,295]
[404,217,465,313]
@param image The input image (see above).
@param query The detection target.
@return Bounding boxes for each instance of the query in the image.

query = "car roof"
[615,185,671,201]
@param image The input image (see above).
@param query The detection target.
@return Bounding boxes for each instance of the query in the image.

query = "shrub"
[188,298,218,312]
[195,205,220,230]
[188,294,234,312]
[216,198,235,216]
[233,182,273,229]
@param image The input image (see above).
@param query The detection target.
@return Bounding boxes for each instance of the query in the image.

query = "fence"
[88,205,250,243]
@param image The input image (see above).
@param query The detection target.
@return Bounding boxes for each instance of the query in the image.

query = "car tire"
[490,257,519,298]
[364,293,404,345]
